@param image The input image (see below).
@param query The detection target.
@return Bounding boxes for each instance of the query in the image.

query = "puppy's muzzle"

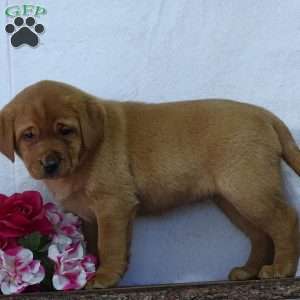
[40,152,61,177]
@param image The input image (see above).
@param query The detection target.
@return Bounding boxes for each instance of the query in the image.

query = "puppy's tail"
[272,115,300,176]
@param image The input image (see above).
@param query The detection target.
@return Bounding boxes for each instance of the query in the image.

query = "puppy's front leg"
[86,196,137,289]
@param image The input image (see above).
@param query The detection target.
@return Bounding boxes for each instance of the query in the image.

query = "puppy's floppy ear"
[78,97,105,150]
[0,109,15,162]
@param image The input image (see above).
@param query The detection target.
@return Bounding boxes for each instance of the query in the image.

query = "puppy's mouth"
[43,168,63,179]
[34,162,71,180]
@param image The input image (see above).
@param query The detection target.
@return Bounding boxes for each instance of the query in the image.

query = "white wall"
[1,0,300,286]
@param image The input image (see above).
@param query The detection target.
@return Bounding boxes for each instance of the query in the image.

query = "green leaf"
[40,256,55,291]
[18,231,42,251]
[38,236,51,253]
[18,231,51,254]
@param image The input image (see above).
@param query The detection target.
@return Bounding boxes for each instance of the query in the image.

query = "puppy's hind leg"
[214,196,274,280]
[218,165,299,279]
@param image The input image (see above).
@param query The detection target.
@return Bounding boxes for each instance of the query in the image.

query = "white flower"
[44,202,63,226]
[45,203,84,245]
[45,202,97,291]
[48,242,96,290]
[0,247,45,295]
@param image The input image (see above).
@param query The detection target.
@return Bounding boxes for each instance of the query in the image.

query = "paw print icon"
[5,17,44,47]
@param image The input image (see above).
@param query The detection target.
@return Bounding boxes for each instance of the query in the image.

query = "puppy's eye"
[59,126,75,136]
[22,131,35,141]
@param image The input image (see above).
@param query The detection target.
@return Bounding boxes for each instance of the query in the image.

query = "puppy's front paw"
[229,266,258,280]
[85,270,120,289]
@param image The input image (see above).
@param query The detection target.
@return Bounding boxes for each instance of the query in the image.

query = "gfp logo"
[5,5,47,48]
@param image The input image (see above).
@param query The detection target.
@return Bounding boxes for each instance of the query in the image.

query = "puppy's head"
[0,80,104,179]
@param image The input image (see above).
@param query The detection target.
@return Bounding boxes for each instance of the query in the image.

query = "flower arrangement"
[0,191,97,295]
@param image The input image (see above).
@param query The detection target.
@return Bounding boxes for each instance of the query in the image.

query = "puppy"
[0,80,299,288]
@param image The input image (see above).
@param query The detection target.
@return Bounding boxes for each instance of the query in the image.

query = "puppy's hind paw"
[258,263,296,279]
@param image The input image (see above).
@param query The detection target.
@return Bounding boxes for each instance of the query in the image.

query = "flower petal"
[48,244,60,263]
[1,280,27,295]
[52,274,70,290]
[27,265,45,285]
[15,248,33,270]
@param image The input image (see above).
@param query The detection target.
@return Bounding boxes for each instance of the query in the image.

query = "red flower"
[0,191,53,240]
[0,238,17,250]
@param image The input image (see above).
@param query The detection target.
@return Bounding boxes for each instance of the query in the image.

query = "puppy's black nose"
[41,154,60,176]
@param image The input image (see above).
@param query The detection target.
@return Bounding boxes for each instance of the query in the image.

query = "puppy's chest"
[45,180,94,221]
[61,194,94,221]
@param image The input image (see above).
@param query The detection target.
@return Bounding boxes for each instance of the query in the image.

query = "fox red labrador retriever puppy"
[0,80,299,288]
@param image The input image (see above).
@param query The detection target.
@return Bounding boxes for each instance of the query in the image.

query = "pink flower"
[0,191,54,241]
[82,255,97,281]
[0,247,45,295]
[48,242,96,290]
[44,203,63,226]
[45,204,83,244]
[58,213,83,242]
[46,202,96,290]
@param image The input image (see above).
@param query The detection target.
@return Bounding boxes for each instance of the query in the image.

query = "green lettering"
[5,6,21,17]
[23,4,35,16]
[35,6,47,17]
